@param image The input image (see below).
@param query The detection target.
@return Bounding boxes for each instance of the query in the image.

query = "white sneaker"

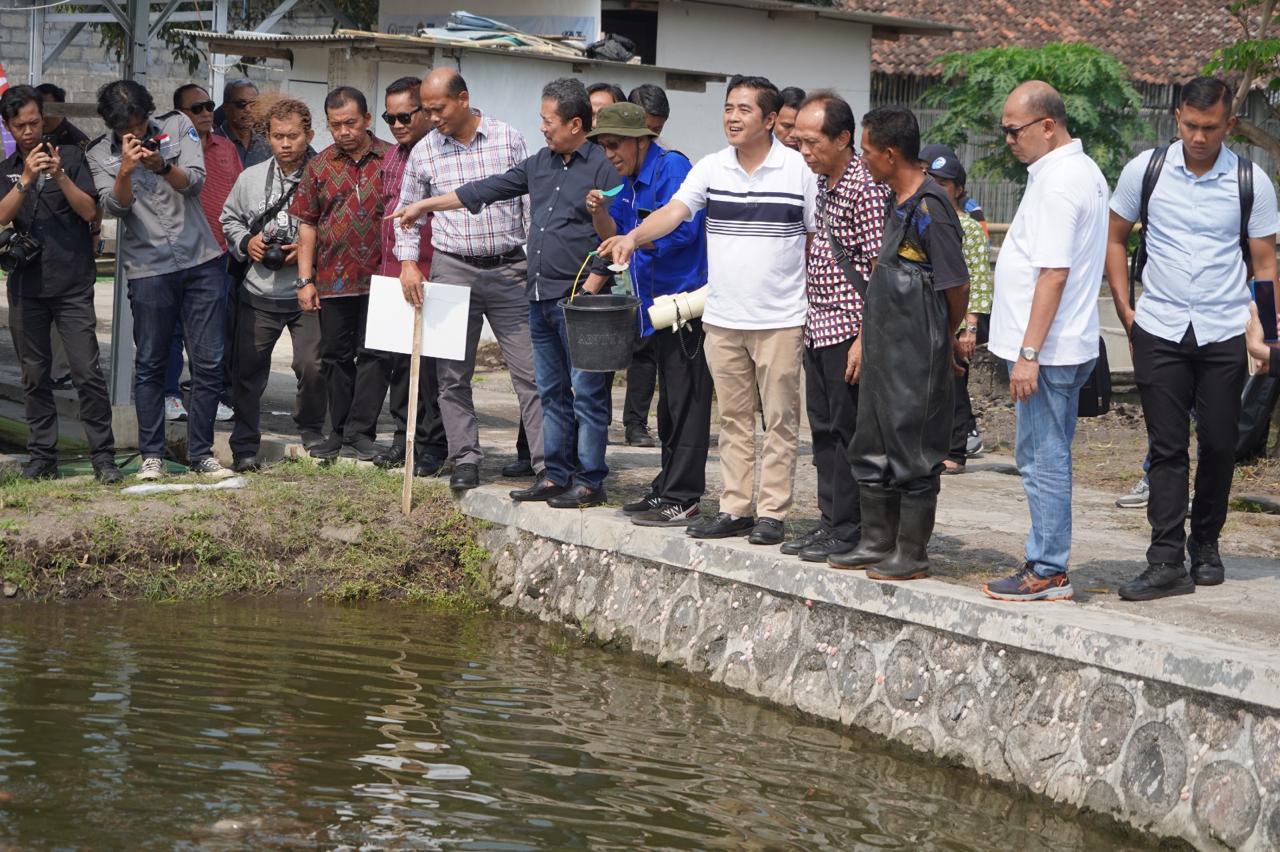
[965,428,984,457]
[190,457,235,479]
[215,402,235,422]
[136,457,165,481]
[164,396,188,421]
[1116,477,1150,509]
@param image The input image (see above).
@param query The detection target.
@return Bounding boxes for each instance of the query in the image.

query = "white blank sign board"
[365,274,471,360]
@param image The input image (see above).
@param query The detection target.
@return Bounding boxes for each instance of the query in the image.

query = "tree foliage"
[922,42,1148,186]
[1205,0,1280,169]
[90,0,377,75]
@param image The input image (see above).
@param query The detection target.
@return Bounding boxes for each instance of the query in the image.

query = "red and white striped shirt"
[199,132,242,253]
[394,111,529,260]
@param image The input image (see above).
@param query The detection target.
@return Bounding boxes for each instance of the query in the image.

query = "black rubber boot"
[829,485,899,569]
[868,491,936,581]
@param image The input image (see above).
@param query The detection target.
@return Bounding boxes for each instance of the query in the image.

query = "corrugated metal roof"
[173,29,728,82]
[664,0,960,36]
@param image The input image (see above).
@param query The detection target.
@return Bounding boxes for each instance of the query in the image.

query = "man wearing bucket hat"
[389,78,623,509]
[599,75,818,546]
[581,102,711,527]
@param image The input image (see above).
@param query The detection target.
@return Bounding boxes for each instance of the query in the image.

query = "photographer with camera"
[86,79,232,480]
[0,85,120,482]
[220,97,325,471]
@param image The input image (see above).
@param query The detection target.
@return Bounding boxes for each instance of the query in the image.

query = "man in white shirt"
[1105,76,1278,601]
[600,75,817,546]
[982,81,1108,603]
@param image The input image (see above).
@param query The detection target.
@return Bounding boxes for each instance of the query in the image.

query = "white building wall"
[654,3,874,159]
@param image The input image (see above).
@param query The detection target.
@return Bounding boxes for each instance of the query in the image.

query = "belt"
[440,247,524,270]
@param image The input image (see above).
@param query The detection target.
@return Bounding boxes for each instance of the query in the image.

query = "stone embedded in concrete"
[473,512,1280,851]
[1122,721,1187,824]
[1192,760,1260,848]
[1081,683,1136,768]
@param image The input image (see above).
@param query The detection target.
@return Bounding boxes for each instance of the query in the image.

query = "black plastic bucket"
[558,293,640,372]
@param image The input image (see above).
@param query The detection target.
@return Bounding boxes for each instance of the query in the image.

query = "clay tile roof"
[855,0,1245,84]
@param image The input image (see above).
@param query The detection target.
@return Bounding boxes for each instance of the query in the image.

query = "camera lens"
[261,245,286,271]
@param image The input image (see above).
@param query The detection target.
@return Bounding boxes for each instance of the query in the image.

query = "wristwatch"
[1020,346,1040,362]
[14,178,29,193]
[294,276,315,290]
[965,323,979,333]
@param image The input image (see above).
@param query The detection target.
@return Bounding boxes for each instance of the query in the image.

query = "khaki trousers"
[703,323,804,519]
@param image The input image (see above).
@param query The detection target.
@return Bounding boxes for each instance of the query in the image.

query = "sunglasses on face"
[382,107,423,126]
[230,99,255,110]
[186,100,216,114]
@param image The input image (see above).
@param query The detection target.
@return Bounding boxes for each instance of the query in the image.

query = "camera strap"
[250,160,300,235]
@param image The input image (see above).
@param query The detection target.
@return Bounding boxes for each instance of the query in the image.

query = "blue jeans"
[528,298,610,489]
[129,256,226,460]
[1009,359,1095,577]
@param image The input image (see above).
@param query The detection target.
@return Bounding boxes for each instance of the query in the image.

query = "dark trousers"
[229,298,325,457]
[805,336,862,541]
[623,334,658,429]
[317,294,385,443]
[949,314,989,463]
[515,421,531,463]
[128,255,225,460]
[646,320,712,506]
[7,284,115,462]
[1133,323,1246,564]
[384,354,448,457]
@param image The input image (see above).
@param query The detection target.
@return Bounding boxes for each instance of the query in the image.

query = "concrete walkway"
[4,282,1280,664]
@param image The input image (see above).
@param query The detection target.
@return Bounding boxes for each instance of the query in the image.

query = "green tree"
[1205,0,1280,167]
[922,42,1148,185]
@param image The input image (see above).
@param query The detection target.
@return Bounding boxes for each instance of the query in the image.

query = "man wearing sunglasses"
[368,76,449,478]
[215,79,270,168]
[177,83,243,422]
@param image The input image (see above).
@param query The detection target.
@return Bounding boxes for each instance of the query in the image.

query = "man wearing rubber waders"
[827,106,969,581]
[599,75,818,547]
[389,78,622,509]
[581,102,710,528]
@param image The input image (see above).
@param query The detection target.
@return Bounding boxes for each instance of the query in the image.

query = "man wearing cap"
[920,144,994,474]
[582,102,710,527]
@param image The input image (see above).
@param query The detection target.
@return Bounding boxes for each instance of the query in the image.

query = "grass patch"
[0,459,490,606]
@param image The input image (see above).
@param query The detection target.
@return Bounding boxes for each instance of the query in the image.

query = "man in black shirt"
[34,83,91,150]
[0,86,119,482]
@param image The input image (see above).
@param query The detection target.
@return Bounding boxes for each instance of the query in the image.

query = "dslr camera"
[0,228,42,273]
[141,134,163,152]
[260,231,291,271]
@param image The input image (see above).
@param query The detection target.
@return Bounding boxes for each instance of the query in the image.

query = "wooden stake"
[402,304,423,516]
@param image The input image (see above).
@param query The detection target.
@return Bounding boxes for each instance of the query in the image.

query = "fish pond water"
[0,600,1153,850]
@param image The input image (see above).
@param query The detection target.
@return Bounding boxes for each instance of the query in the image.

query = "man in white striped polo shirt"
[600,75,817,545]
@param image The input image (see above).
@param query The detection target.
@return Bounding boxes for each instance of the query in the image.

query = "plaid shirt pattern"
[380,142,433,278]
[289,137,390,298]
[395,112,528,260]
[805,157,888,347]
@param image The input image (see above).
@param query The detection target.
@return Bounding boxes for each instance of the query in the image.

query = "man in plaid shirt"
[394,68,543,492]
[787,92,887,563]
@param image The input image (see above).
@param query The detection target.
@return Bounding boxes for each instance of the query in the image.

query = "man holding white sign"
[394,69,543,491]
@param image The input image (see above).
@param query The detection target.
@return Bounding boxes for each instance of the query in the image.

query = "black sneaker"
[501,458,536,477]
[21,458,58,480]
[632,502,699,527]
[623,494,662,515]
[687,512,754,539]
[1188,537,1225,586]
[1118,562,1196,601]
[300,431,326,451]
[309,433,342,460]
[450,462,480,490]
[341,436,384,461]
[748,517,785,546]
[799,532,859,563]
[92,458,123,484]
[781,525,828,556]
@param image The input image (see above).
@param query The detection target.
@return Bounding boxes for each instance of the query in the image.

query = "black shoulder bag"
[822,192,869,299]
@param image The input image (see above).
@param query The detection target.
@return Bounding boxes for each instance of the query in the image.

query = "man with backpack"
[1104,76,1278,601]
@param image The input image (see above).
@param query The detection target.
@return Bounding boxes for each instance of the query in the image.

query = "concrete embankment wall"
[462,488,1280,851]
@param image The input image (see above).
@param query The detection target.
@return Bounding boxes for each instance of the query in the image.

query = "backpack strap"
[1129,144,1169,308]
[1239,154,1255,276]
